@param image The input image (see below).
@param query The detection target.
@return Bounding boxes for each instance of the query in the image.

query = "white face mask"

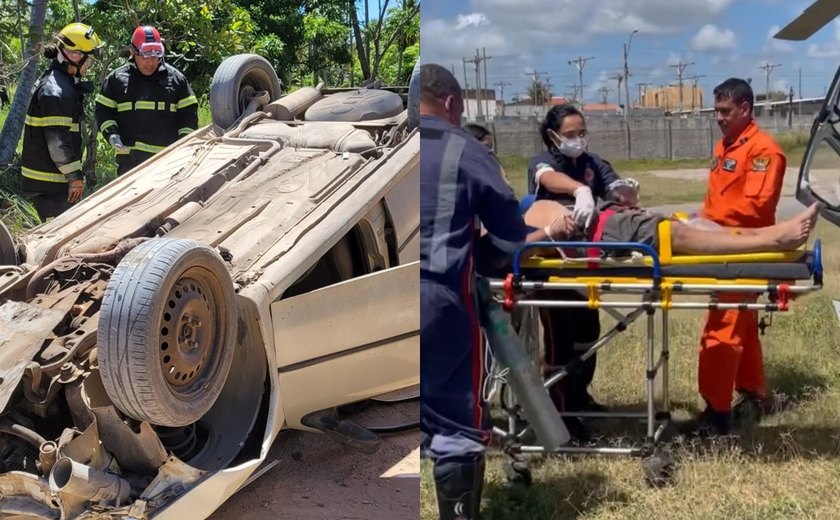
[559,137,586,158]
[549,130,587,158]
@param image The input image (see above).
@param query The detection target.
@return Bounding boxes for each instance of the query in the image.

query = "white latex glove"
[108,133,129,153]
[572,185,596,230]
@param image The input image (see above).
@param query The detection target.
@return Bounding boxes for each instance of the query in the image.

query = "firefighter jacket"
[21,61,86,194]
[94,60,197,174]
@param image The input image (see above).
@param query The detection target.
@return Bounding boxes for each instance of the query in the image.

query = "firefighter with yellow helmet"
[20,22,103,221]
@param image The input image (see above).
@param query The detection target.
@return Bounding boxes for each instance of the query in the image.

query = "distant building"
[581,102,622,115]
[461,88,498,120]
[640,85,704,112]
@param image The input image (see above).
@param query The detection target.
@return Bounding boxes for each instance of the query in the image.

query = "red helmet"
[131,26,164,57]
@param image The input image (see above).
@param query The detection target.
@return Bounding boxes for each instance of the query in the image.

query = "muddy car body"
[0,54,419,519]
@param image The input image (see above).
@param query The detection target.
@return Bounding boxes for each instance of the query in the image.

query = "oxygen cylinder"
[475,276,570,451]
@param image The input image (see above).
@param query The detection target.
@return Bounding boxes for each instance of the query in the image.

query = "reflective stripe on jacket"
[21,62,85,192]
[94,61,198,168]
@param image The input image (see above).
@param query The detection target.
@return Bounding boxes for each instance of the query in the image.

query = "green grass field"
[421,154,840,519]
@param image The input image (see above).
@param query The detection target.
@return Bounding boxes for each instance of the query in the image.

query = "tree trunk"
[0,0,47,166]
[349,0,370,80]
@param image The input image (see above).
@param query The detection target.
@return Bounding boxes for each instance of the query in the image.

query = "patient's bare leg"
[670,203,818,254]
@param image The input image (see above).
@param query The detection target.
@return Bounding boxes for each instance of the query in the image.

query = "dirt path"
[209,399,419,520]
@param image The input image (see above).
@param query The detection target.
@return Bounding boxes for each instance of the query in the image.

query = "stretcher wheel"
[642,448,676,488]
[502,455,532,487]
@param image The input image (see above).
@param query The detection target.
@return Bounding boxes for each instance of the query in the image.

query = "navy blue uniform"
[525,149,622,430]
[420,114,526,462]
[527,150,620,204]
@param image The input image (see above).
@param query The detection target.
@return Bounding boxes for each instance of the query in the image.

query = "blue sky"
[421,0,840,106]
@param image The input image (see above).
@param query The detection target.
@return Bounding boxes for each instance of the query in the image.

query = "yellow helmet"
[56,23,104,57]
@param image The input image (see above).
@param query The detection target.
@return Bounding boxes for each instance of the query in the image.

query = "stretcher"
[486,221,824,485]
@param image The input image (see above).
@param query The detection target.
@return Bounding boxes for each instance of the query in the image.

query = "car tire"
[0,220,17,265]
[97,238,237,427]
[209,54,281,130]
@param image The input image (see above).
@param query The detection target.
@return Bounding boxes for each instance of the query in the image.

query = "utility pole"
[568,56,594,101]
[599,86,610,104]
[545,77,553,109]
[461,57,471,120]
[608,73,623,106]
[526,70,549,105]
[758,61,781,113]
[482,48,492,118]
[637,82,652,107]
[685,75,707,111]
[495,81,510,117]
[622,29,639,121]
[669,61,694,114]
[788,86,794,129]
[463,50,492,119]
[494,81,511,103]
[798,66,803,115]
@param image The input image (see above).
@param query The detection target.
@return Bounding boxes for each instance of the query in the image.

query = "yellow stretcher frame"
[487,233,824,484]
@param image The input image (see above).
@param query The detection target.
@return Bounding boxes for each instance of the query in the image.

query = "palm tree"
[526,79,551,105]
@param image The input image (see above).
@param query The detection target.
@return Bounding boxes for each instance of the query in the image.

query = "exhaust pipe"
[39,441,57,475]
[49,457,130,504]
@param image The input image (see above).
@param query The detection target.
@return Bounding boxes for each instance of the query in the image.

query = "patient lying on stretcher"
[525,200,819,256]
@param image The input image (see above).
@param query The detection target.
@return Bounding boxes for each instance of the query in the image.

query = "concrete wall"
[484,114,815,160]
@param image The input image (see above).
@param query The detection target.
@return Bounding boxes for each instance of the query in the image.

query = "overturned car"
[0,54,419,519]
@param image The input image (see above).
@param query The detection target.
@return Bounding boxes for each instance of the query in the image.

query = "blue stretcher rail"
[512,241,662,278]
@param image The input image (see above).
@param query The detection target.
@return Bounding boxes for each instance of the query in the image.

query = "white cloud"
[765,24,794,54]
[455,13,488,30]
[806,20,840,57]
[691,24,736,52]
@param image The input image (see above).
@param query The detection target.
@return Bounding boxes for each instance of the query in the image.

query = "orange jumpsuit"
[699,120,786,412]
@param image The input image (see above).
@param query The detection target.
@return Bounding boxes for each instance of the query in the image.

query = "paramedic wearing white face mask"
[527,103,638,230]
[523,103,639,440]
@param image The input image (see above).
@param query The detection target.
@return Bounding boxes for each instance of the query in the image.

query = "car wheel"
[209,53,281,130]
[97,238,237,427]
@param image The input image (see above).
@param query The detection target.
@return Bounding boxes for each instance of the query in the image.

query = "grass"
[421,169,840,519]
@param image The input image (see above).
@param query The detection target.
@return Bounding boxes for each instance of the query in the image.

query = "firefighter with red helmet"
[95,25,198,176]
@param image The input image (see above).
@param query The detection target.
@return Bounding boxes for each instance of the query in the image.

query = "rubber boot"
[433,457,486,520]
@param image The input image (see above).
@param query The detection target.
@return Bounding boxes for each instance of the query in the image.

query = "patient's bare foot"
[774,203,818,249]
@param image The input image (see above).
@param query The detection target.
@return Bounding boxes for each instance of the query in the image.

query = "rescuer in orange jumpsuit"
[694,78,786,435]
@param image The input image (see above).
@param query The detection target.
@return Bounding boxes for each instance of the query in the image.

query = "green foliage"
[301,12,351,86]
[67,0,259,93]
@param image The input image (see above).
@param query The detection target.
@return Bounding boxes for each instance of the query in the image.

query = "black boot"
[433,457,486,520]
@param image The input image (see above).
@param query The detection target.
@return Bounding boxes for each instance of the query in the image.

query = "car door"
[796,65,840,227]
[270,260,419,429]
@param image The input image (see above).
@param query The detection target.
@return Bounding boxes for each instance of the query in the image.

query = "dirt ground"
[209,396,419,520]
